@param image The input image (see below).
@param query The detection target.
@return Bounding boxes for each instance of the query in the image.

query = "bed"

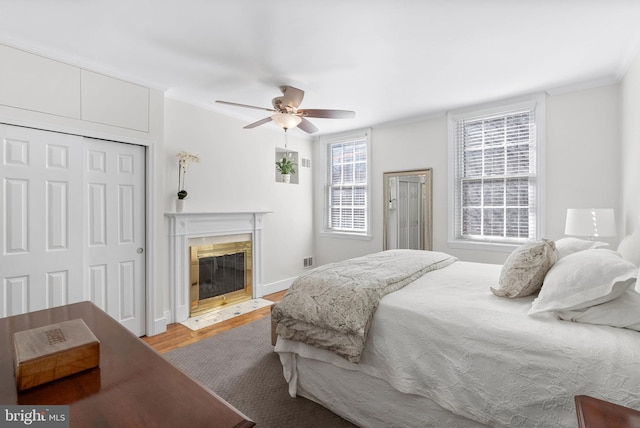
[271,236,640,427]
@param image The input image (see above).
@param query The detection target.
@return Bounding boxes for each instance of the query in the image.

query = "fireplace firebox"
[189,240,252,317]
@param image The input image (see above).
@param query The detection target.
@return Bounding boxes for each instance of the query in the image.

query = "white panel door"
[407,181,421,250]
[396,177,422,250]
[397,181,409,249]
[0,124,84,316]
[0,125,145,336]
[84,138,145,336]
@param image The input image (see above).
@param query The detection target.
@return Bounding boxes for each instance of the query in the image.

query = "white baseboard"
[147,310,171,336]
[257,277,295,297]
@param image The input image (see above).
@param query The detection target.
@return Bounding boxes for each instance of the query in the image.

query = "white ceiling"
[2,1,640,136]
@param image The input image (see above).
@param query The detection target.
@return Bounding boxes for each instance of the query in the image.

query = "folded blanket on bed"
[271,249,457,362]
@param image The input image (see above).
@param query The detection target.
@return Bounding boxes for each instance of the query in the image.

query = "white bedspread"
[272,249,456,362]
[275,261,640,427]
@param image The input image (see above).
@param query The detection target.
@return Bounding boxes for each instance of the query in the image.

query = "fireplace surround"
[166,212,268,323]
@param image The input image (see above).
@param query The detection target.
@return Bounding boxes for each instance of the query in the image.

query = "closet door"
[0,125,146,336]
[0,124,84,315]
[85,138,146,336]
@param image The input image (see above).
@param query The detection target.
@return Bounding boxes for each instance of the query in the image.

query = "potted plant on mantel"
[275,156,296,183]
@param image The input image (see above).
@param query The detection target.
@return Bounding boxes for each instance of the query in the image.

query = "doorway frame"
[382,168,433,251]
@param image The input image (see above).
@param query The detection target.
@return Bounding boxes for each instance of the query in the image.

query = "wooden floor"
[142,290,286,354]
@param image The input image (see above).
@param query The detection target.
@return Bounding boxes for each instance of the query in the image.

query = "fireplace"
[189,240,252,316]
[165,211,268,324]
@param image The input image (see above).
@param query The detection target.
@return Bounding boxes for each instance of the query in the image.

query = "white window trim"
[320,128,373,240]
[447,94,546,252]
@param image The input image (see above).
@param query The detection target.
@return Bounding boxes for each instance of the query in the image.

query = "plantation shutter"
[453,106,537,243]
[327,135,368,233]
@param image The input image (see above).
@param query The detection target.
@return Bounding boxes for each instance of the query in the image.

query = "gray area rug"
[164,317,357,428]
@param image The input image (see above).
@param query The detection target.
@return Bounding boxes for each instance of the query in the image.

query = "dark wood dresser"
[0,301,254,427]
[575,395,640,428]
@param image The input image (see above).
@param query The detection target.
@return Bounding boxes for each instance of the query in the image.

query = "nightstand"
[575,395,640,428]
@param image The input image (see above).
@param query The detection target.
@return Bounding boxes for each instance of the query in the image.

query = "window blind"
[327,135,368,233]
[454,107,537,242]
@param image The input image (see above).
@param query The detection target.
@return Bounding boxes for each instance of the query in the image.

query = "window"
[323,131,371,237]
[449,97,544,249]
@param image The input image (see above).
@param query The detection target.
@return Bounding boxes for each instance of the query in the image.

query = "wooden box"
[13,318,100,391]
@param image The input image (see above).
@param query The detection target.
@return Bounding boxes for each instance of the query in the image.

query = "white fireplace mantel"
[165,211,269,323]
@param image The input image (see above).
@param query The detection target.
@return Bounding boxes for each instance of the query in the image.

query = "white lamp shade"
[565,208,617,237]
[271,113,302,130]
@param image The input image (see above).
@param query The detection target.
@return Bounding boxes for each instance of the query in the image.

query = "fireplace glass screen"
[198,253,245,299]
[189,240,252,316]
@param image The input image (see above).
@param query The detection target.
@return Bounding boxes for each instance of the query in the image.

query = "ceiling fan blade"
[280,86,305,109]
[216,100,276,113]
[299,109,356,119]
[243,117,273,129]
[297,118,319,134]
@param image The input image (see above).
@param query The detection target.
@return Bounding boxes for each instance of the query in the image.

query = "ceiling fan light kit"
[216,85,355,134]
[271,112,302,130]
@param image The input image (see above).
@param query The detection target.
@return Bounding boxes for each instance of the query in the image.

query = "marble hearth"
[166,211,268,323]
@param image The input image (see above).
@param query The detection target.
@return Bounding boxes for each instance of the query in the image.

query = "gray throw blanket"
[271,249,457,362]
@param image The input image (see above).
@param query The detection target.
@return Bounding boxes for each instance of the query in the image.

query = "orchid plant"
[176,151,200,199]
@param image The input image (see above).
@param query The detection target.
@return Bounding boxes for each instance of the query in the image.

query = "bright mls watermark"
[0,406,69,427]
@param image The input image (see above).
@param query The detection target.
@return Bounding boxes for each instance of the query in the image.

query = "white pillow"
[529,249,637,314]
[555,237,609,259]
[554,289,640,331]
[491,239,557,298]
[618,232,640,266]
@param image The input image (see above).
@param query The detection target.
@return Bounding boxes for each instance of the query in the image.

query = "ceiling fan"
[215,86,355,134]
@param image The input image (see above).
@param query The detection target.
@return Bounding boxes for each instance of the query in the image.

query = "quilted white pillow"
[529,249,637,314]
[554,237,609,259]
[554,289,640,331]
[491,239,557,298]
[618,231,640,266]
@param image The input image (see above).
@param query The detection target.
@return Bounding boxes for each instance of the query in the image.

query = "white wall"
[621,51,640,234]
[314,85,621,265]
[163,99,315,302]
[545,85,620,244]
[313,117,451,264]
